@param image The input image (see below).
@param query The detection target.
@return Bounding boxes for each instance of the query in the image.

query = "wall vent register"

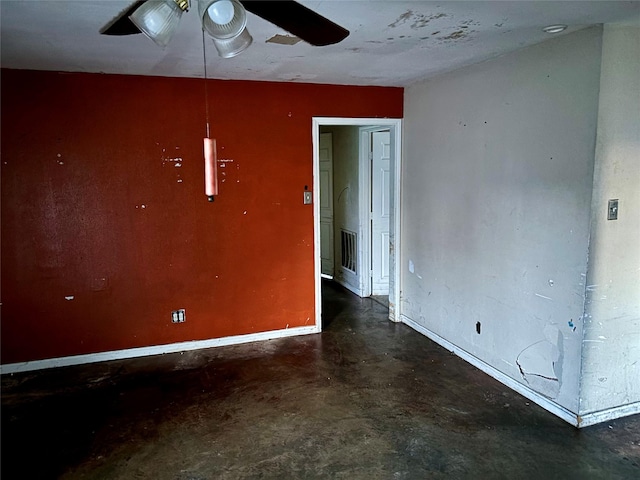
[341,229,357,273]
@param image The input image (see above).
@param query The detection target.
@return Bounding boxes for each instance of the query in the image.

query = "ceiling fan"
[100,0,350,58]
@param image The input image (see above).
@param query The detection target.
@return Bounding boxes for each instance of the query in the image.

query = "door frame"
[312,117,402,328]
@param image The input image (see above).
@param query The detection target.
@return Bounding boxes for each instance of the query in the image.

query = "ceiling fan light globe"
[199,0,246,40]
[207,0,234,25]
[212,27,253,58]
[130,0,185,47]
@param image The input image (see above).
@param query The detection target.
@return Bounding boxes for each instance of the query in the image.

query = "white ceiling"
[1,0,639,87]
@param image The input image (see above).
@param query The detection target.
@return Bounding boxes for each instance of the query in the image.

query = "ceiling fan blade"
[100,1,146,35]
[240,0,349,46]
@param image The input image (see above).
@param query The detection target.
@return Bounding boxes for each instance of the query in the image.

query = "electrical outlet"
[171,309,186,323]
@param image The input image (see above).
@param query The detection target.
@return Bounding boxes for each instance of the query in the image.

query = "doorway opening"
[312,118,402,329]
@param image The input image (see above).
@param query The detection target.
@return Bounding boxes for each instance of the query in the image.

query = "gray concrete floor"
[2,281,639,479]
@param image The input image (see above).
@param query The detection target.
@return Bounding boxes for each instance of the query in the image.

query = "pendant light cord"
[202,29,211,138]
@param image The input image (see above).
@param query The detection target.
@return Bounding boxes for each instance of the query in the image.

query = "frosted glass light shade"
[207,0,234,25]
[211,28,253,58]
[199,0,253,57]
[200,0,244,39]
[130,0,185,47]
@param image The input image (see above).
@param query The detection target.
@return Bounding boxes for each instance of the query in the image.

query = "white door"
[371,130,391,295]
[319,132,334,278]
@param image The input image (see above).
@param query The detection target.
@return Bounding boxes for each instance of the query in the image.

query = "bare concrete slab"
[2,281,639,479]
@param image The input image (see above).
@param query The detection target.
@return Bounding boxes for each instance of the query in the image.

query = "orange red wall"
[1,69,403,364]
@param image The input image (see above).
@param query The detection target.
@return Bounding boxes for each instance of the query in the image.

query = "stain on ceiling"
[1,1,638,86]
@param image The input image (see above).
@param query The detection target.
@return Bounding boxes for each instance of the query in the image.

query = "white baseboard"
[0,325,319,375]
[578,402,640,427]
[400,315,580,427]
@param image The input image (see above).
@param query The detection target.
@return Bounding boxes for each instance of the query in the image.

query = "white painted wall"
[401,27,603,413]
[580,25,640,415]
[321,126,361,293]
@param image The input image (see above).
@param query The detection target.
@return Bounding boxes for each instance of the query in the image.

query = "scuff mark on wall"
[160,145,183,170]
[534,293,553,300]
[91,277,109,291]
[160,146,186,184]
[162,157,183,166]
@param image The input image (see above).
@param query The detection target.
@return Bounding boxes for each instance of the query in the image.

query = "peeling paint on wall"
[388,10,447,30]
[516,325,564,399]
[441,30,466,41]
[388,10,413,28]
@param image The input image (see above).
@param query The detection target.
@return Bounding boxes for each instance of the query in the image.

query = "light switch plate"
[303,191,312,204]
[608,199,619,220]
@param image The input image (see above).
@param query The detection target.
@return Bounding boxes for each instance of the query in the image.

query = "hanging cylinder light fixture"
[204,138,218,202]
